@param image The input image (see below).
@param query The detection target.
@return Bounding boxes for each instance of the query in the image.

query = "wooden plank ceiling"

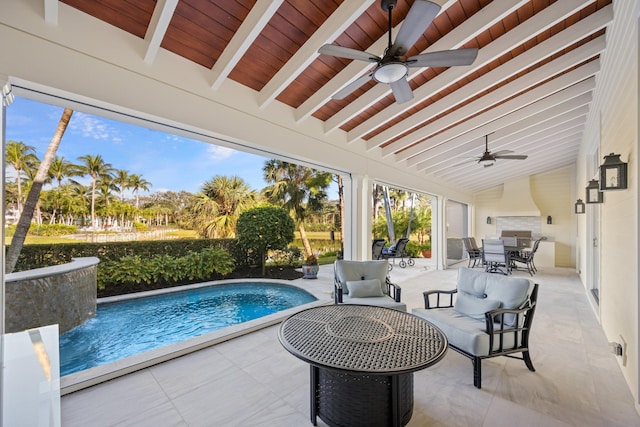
[58,0,613,192]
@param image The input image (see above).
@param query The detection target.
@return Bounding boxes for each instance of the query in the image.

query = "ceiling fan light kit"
[373,62,408,83]
[318,0,478,104]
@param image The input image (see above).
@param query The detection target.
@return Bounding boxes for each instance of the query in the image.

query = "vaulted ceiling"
[45,0,613,191]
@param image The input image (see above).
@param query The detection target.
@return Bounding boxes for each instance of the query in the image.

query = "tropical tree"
[190,175,257,238]
[128,173,151,209]
[48,155,79,188]
[262,160,331,258]
[112,168,131,202]
[6,108,73,273]
[5,140,39,216]
[75,154,114,230]
[236,205,295,276]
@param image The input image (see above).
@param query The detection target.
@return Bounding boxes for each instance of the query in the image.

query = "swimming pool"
[59,281,317,377]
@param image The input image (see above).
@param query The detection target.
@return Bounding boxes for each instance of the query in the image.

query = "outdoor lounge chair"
[371,238,386,260]
[380,237,415,270]
[413,268,539,388]
[333,259,406,311]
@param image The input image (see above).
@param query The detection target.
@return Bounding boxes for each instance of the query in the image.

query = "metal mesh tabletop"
[278,305,447,374]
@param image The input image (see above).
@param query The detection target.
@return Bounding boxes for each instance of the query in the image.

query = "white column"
[343,173,373,261]
[0,74,10,427]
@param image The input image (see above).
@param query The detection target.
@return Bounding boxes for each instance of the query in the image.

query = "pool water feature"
[59,282,317,376]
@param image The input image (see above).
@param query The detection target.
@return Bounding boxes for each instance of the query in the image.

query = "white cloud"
[207,145,235,162]
[70,112,116,141]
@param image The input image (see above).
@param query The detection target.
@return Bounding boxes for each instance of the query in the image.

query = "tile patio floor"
[61,259,640,426]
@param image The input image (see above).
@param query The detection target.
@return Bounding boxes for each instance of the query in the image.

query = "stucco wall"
[576,0,639,408]
[472,166,576,268]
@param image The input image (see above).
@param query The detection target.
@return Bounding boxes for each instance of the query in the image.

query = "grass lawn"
[5,235,81,245]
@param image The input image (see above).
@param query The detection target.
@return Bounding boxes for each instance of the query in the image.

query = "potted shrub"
[421,243,432,258]
[302,254,319,279]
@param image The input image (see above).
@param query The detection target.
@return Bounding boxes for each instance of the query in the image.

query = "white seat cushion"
[343,295,406,311]
[412,307,518,356]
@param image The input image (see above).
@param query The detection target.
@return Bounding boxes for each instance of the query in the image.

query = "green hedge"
[97,247,235,293]
[12,238,240,272]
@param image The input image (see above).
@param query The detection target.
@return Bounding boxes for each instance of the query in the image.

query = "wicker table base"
[312,367,413,427]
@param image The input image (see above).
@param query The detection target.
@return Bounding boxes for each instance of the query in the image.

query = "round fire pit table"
[278,304,447,427]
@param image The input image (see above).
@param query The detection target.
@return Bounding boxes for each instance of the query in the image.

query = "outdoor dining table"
[278,304,447,427]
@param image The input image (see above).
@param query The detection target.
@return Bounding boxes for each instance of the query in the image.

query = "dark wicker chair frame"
[421,283,539,388]
[512,238,542,275]
[371,238,386,260]
[462,237,483,268]
[380,237,415,269]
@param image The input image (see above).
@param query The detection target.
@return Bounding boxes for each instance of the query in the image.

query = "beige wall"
[472,166,576,268]
[576,0,639,408]
[530,166,576,268]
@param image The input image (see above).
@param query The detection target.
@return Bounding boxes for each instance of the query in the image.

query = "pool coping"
[60,277,332,395]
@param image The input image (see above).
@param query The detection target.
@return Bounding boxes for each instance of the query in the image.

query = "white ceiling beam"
[454,148,581,191]
[210,0,283,90]
[418,96,592,173]
[448,147,581,190]
[345,0,530,140]
[404,60,597,169]
[44,0,58,25]
[393,40,604,164]
[258,0,375,108]
[373,6,611,153]
[411,82,595,169]
[143,0,178,64]
[430,121,586,177]
[324,0,531,135]
[296,0,458,125]
[332,0,594,136]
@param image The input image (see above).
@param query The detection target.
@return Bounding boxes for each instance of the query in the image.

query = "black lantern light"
[599,153,628,190]
[486,216,492,224]
[586,179,603,204]
[575,199,585,214]
[547,215,552,224]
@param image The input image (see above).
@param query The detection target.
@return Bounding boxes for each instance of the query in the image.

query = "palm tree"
[5,140,39,216]
[6,108,74,273]
[128,173,151,209]
[75,154,114,230]
[112,168,131,202]
[262,160,331,258]
[190,175,257,238]
[48,155,79,188]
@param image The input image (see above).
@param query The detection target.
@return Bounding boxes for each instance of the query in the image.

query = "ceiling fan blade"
[390,77,413,104]
[494,154,528,160]
[318,44,380,63]
[407,48,479,67]
[491,150,513,157]
[387,0,440,58]
[333,73,374,100]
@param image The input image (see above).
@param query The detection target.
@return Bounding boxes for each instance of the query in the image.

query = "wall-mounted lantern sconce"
[486,216,492,224]
[575,199,585,214]
[547,215,552,224]
[599,153,628,191]
[586,179,604,204]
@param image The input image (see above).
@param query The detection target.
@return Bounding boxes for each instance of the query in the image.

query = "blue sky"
[5,97,288,196]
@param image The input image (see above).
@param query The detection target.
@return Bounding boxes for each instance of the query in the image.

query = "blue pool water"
[59,282,316,376]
